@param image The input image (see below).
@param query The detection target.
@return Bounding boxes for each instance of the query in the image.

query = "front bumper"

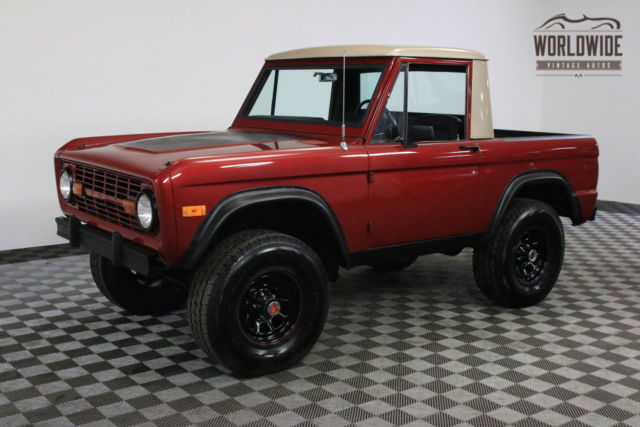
[56,216,159,276]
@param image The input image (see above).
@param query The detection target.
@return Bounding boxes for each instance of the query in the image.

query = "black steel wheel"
[90,252,185,315]
[188,229,328,377]
[473,198,564,308]
[513,229,547,283]
[238,270,302,346]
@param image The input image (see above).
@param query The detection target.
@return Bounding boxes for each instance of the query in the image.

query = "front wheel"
[187,230,328,377]
[473,198,564,308]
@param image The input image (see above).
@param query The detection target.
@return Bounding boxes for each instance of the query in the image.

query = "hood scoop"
[124,131,295,152]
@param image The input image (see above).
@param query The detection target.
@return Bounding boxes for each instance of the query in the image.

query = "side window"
[372,64,467,144]
[407,70,466,115]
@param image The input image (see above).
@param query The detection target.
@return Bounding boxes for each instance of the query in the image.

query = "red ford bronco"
[55,45,599,376]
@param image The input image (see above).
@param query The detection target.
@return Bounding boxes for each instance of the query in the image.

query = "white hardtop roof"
[266,45,486,61]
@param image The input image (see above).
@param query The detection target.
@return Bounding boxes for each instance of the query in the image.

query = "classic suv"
[55,45,599,376]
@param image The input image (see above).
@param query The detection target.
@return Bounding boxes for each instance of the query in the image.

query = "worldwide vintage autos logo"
[534,13,622,77]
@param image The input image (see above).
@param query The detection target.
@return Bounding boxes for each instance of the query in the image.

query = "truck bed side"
[478,133,598,228]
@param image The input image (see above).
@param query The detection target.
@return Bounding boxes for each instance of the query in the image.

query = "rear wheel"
[473,198,564,308]
[188,229,328,377]
[90,252,185,315]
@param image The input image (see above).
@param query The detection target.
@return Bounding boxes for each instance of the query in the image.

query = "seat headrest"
[408,125,435,143]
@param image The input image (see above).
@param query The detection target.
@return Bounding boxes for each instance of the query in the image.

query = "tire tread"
[187,229,326,370]
[473,198,564,308]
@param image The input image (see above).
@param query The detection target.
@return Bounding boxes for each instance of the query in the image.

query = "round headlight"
[136,192,156,231]
[59,169,73,201]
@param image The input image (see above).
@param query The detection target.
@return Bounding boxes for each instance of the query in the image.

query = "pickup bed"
[55,45,598,376]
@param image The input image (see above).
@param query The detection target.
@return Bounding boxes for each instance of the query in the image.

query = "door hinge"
[367,171,375,183]
[367,221,374,233]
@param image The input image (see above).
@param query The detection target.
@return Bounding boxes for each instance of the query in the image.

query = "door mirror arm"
[402,138,417,148]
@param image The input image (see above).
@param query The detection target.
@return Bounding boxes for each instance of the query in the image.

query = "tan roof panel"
[266,45,486,61]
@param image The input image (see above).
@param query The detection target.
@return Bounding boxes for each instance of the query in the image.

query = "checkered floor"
[1,204,639,426]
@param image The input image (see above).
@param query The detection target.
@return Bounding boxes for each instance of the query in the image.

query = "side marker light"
[182,205,206,217]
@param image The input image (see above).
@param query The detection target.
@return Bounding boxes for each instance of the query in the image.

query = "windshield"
[241,65,385,126]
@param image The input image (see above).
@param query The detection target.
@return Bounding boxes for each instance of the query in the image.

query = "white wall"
[0,0,636,250]
[539,1,639,205]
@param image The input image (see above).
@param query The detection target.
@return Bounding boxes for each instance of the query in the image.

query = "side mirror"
[402,139,417,148]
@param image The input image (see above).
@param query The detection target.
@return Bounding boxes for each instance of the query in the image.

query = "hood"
[57,129,332,178]
[123,131,314,152]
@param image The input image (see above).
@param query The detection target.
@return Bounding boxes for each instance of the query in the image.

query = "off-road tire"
[188,229,328,377]
[90,252,185,315]
[368,256,418,272]
[473,198,564,308]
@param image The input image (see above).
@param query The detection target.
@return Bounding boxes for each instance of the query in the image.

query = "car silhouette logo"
[537,14,621,30]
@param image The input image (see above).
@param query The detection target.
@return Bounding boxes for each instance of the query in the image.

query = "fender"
[177,186,349,272]
[480,170,581,246]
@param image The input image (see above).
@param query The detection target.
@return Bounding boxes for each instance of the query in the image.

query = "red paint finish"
[54,56,599,269]
[366,142,484,247]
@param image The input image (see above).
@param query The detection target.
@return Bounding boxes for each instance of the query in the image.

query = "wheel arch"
[177,186,349,277]
[482,170,581,245]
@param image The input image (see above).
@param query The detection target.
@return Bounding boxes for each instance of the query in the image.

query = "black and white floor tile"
[1,202,639,426]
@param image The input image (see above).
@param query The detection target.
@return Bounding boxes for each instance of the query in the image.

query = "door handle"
[459,145,480,153]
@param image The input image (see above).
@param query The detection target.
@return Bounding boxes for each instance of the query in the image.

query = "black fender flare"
[177,186,349,272]
[480,170,581,246]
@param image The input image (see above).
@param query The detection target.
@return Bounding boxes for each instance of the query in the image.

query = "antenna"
[340,50,348,151]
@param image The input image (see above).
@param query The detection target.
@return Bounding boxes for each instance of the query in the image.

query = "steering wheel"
[376,108,401,140]
[357,99,371,111]
[358,99,401,141]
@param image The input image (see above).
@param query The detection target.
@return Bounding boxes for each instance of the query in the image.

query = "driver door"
[366,60,486,248]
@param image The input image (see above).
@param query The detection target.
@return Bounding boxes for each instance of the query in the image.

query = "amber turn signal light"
[182,205,206,217]
[72,182,84,197]
[123,200,136,215]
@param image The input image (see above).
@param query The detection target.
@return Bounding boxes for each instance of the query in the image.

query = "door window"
[372,64,467,143]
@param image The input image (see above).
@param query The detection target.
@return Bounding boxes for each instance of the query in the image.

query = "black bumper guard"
[56,216,158,276]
